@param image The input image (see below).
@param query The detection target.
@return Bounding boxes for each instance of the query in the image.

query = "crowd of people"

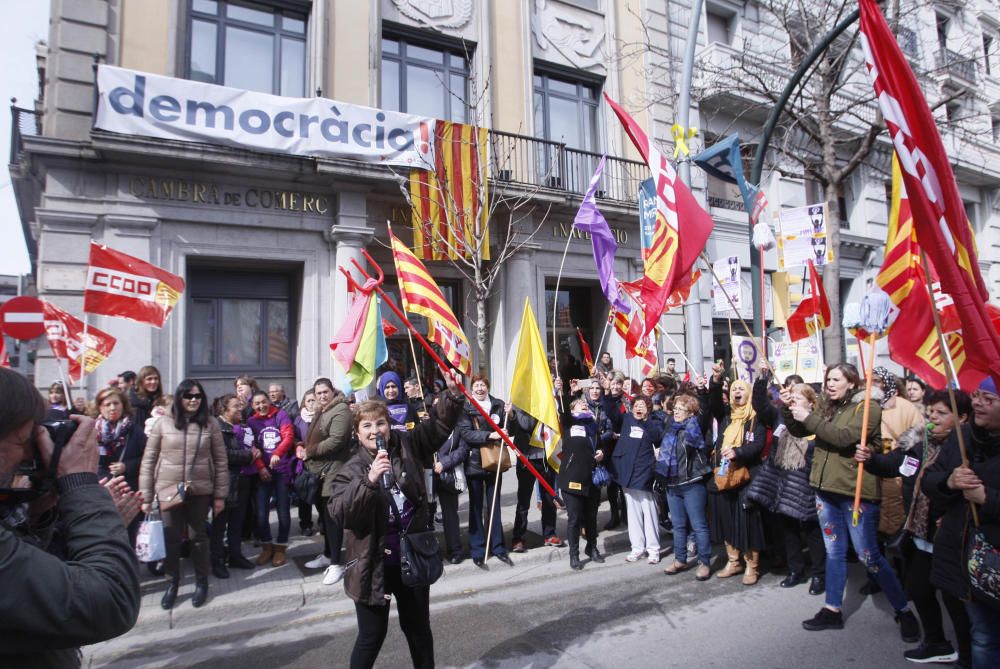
[18,353,1000,669]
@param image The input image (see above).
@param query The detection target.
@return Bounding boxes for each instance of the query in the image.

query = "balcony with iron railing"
[936,47,977,86]
[488,130,646,205]
[9,101,41,166]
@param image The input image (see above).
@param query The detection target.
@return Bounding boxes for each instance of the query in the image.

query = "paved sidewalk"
[86,473,639,667]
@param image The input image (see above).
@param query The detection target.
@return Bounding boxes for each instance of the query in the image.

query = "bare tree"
[646,0,987,360]
[385,67,557,374]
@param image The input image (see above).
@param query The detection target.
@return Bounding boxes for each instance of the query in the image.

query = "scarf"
[299,407,315,423]
[96,415,133,460]
[904,428,940,540]
[660,419,687,477]
[873,366,897,407]
[570,411,598,442]
[774,430,811,471]
[721,380,755,449]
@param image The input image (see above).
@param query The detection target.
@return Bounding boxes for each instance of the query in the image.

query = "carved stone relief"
[388,0,474,31]
[531,0,606,72]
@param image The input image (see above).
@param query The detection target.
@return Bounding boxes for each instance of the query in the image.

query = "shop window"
[188,0,307,96]
[381,30,471,123]
[187,267,297,374]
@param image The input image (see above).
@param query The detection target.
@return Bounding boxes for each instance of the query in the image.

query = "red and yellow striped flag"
[388,225,472,375]
[409,121,490,261]
[875,156,921,306]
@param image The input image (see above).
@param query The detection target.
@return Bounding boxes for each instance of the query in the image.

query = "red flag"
[382,318,398,337]
[0,332,9,368]
[860,0,1000,385]
[84,243,186,328]
[42,301,117,382]
[786,261,830,342]
[576,327,594,374]
[605,95,714,337]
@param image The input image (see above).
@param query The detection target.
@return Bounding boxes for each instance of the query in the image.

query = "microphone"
[376,435,391,489]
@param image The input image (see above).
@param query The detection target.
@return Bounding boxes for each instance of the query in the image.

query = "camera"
[0,419,77,505]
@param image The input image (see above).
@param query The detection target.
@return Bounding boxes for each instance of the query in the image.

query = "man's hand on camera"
[36,414,99,479]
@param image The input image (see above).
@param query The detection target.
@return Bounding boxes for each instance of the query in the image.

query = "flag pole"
[920,253,979,526]
[348,252,557,498]
[595,312,612,370]
[79,314,88,398]
[551,233,575,410]
[485,411,508,560]
[851,331,877,526]
[661,329,698,374]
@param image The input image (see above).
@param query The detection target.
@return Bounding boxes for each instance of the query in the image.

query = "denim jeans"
[966,600,1000,668]
[816,491,908,611]
[256,475,291,545]
[666,482,712,566]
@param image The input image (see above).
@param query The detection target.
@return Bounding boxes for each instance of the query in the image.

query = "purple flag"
[573,156,630,314]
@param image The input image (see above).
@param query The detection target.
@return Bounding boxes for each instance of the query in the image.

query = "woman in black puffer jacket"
[921,378,1000,669]
[749,376,825,594]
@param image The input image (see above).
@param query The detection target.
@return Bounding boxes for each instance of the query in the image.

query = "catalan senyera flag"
[329,279,388,394]
[42,301,117,382]
[605,94,714,338]
[409,121,490,261]
[876,156,922,305]
[786,261,830,342]
[84,243,185,328]
[388,225,472,375]
[860,0,1000,386]
[510,298,562,472]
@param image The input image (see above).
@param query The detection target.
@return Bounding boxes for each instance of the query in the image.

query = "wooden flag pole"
[920,253,979,526]
[702,252,775,375]
[348,251,557,498]
[551,233,575,411]
[852,331,878,526]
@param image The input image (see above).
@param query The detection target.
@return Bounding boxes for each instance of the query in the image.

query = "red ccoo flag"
[84,243,186,328]
[43,301,117,382]
[859,0,1000,386]
[605,94,713,338]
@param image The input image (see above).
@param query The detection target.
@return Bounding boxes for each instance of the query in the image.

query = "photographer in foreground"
[0,368,140,667]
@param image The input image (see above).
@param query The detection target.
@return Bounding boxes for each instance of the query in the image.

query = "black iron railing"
[9,102,41,165]
[937,48,976,85]
[489,129,646,204]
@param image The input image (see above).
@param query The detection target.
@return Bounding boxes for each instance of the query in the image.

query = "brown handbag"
[480,441,512,473]
[713,417,752,491]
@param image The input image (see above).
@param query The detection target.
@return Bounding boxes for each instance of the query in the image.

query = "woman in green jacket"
[782,363,917,640]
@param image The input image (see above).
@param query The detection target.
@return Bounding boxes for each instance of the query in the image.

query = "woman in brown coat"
[140,379,228,610]
[329,371,462,669]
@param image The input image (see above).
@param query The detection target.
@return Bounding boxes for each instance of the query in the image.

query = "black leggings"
[319,496,344,563]
[564,487,600,556]
[351,565,433,669]
[905,544,972,657]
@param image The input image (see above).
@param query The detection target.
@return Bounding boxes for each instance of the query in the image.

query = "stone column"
[495,241,541,391]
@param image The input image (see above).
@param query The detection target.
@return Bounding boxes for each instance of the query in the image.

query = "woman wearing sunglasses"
[140,379,229,610]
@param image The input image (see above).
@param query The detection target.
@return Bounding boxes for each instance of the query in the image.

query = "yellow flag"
[509,298,563,471]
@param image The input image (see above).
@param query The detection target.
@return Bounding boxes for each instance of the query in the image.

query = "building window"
[706,7,733,46]
[187,267,296,374]
[188,0,307,97]
[533,70,601,191]
[381,32,470,123]
[984,33,994,76]
[936,13,950,52]
[992,117,1000,142]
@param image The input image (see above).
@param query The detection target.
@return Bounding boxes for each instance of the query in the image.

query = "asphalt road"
[98,554,928,669]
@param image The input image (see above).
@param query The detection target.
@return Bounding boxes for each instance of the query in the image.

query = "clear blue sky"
[0,1,50,275]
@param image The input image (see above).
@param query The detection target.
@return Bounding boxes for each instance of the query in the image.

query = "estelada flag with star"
[84,242,186,328]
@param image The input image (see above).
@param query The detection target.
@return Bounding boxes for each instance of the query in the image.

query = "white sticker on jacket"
[899,455,920,477]
[570,425,586,438]
[630,426,644,439]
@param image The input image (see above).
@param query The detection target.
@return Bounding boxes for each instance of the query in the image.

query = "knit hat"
[979,376,998,397]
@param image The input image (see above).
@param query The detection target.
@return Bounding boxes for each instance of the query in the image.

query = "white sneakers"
[625,550,645,563]
[323,564,345,585]
[304,554,331,570]
[647,550,660,565]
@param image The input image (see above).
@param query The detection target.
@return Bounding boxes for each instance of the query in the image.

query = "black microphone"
[376,436,391,489]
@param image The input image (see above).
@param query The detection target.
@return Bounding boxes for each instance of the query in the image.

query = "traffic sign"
[0,296,47,340]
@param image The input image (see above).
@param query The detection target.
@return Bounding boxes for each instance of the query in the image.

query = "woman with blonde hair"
[708,363,768,585]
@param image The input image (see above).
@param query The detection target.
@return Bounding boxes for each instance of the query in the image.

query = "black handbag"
[387,492,443,588]
[294,462,331,505]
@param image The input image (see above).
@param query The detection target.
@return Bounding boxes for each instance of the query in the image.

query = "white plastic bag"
[135,515,166,562]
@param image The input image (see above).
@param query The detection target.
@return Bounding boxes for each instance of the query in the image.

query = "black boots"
[586,544,605,563]
[161,577,179,610]
[569,553,583,570]
[192,578,209,608]
[212,558,230,579]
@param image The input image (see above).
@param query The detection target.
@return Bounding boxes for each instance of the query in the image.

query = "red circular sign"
[0,296,47,340]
